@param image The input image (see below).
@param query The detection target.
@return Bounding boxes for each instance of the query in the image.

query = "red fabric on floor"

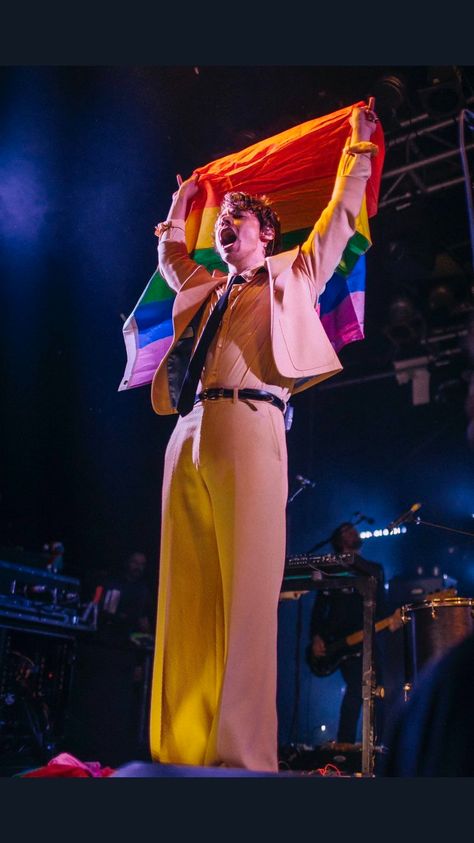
[20,752,115,777]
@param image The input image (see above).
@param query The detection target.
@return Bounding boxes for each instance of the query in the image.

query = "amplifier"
[388,574,458,607]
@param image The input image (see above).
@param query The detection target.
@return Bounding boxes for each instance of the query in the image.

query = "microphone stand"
[284,476,319,750]
[287,485,307,505]
[287,479,316,506]
[414,517,474,539]
[305,536,331,553]
[305,515,365,555]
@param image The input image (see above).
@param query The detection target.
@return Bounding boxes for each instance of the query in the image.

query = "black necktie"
[176,275,244,416]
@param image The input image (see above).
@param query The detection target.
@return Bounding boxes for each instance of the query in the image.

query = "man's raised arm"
[299,101,379,299]
[154,174,202,293]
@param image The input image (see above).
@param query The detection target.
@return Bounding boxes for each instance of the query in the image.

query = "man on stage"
[149,102,378,772]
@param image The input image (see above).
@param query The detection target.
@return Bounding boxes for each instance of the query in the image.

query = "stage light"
[360,526,407,540]
[428,253,471,326]
[418,66,465,118]
[390,294,416,325]
[370,74,407,128]
[428,283,456,319]
[385,292,426,349]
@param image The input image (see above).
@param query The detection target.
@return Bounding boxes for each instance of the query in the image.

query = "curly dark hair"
[215,191,281,257]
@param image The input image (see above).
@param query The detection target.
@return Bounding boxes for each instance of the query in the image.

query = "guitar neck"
[345,616,392,648]
[311,589,458,676]
[341,588,456,649]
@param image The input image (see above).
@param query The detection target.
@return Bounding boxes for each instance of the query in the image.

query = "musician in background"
[309,522,395,745]
[99,551,153,645]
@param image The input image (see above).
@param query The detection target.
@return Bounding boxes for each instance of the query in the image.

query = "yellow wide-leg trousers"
[149,398,288,772]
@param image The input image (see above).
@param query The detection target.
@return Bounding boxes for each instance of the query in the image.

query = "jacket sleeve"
[297,143,376,300]
[157,219,212,293]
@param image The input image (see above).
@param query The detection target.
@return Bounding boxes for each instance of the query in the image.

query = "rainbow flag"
[119,102,384,391]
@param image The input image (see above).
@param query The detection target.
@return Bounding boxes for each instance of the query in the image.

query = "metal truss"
[379,102,474,212]
[319,317,472,407]
[318,102,474,404]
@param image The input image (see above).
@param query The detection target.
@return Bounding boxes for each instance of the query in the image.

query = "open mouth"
[219,227,237,247]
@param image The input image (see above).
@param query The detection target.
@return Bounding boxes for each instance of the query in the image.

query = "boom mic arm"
[387,502,422,531]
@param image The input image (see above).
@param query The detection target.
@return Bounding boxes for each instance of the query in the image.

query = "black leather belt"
[196,388,286,414]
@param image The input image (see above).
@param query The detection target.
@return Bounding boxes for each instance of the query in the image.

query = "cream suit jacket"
[151,146,373,415]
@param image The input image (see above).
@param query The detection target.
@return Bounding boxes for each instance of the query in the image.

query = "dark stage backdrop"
[1,66,473,746]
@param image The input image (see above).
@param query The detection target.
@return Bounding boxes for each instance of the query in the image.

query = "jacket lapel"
[171,267,227,339]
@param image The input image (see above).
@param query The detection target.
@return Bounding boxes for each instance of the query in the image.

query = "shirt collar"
[238,265,266,283]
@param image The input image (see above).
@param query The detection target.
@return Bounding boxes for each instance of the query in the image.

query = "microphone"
[296,474,316,488]
[387,502,422,531]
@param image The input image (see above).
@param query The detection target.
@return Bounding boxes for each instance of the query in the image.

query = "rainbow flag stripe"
[119,102,384,391]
